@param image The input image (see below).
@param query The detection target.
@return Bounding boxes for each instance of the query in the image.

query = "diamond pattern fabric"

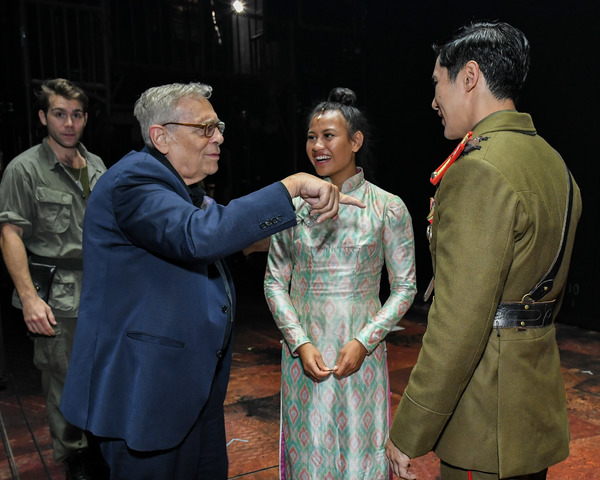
[265,169,416,479]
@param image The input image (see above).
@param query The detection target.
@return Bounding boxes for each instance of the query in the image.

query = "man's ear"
[464,60,481,92]
[38,110,47,126]
[351,130,364,153]
[149,125,169,154]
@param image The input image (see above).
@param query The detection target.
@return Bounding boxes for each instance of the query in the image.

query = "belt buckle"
[518,294,535,330]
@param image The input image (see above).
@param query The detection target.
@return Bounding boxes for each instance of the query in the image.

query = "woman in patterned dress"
[264,87,417,479]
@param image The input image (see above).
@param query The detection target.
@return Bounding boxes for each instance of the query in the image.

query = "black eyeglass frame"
[161,121,225,137]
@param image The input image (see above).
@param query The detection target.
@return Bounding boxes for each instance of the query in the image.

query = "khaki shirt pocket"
[50,278,77,311]
[35,186,73,233]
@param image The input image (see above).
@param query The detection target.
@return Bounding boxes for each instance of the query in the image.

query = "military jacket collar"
[471,109,536,138]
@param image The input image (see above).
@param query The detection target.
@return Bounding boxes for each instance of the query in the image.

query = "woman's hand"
[296,343,334,381]
[334,339,367,377]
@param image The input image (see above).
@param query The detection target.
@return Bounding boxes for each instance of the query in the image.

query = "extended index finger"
[339,193,366,208]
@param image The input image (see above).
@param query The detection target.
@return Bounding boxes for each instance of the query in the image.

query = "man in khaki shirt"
[0,78,106,479]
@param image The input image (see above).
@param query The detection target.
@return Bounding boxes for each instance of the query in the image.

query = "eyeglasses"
[161,121,225,138]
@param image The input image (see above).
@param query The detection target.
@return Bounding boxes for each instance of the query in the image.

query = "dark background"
[0,0,597,329]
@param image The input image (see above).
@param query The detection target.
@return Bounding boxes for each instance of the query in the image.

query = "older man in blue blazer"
[60,82,364,479]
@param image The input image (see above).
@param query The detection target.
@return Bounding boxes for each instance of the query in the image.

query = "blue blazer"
[60,149,296,451]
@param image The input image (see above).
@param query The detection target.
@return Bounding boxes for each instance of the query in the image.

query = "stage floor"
[1,269,599,479]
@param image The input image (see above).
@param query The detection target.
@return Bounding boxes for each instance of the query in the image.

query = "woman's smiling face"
[306,110,362,188]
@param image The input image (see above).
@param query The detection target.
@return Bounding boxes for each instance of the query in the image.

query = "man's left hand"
[385,437,416,479]
[242,237,271,255]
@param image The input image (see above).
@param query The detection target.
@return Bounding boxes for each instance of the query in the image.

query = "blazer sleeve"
[389,157,519,457]
[111,158,296,263]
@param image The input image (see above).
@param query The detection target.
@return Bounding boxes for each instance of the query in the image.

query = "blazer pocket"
[126,331,186,348]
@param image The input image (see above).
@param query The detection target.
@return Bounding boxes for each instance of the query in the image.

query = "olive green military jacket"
[389,110,582,477]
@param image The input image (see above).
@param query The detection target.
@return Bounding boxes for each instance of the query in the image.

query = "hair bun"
[328,87,357,106]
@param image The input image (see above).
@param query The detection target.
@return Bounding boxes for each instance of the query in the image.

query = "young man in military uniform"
[385,21,582,480]
[0,78,107,479]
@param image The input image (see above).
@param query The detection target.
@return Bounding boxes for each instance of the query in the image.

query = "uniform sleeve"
[264,223,311,353]
[0,163,35,239]
[355,196,417,353]
[389,157,518,458]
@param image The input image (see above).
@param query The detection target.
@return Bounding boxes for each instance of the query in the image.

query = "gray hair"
[133,82,213,148]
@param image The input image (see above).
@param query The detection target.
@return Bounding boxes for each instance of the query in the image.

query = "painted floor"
[1,261,598,479]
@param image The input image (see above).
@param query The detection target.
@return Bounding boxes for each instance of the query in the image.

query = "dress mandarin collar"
[324,167,365,195]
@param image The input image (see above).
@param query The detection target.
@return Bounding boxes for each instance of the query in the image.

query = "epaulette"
[430,133,489,185]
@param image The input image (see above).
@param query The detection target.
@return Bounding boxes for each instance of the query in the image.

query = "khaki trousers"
[33,316,88,462]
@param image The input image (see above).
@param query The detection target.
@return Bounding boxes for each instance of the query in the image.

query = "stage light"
[232,1,244,13]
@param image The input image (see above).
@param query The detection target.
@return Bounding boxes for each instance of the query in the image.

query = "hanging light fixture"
[232,0,244,14]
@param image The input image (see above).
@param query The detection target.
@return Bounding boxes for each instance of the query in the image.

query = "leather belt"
[493,300,555,329]
[29,255,83,271]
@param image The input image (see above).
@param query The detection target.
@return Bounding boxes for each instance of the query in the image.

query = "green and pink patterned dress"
[264,169,417,479]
